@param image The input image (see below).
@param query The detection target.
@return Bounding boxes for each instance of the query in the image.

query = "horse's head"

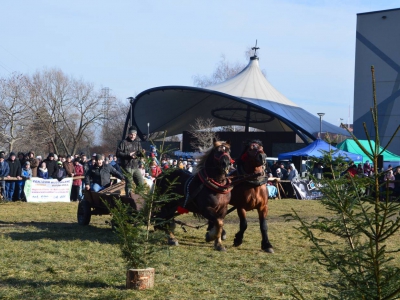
[241,140,267,169]
[211,138,232,175]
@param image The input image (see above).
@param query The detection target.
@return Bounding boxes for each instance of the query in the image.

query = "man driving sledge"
[116,126,145,195]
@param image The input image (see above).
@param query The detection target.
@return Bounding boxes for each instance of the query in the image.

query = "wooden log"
[126,268,155,290]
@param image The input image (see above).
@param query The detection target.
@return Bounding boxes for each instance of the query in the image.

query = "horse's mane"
[194,141,230,174]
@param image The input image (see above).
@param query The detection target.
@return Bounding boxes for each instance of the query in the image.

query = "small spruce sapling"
[288,66,400,300]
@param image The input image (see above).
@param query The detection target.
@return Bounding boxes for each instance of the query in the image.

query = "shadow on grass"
[3,221,117,244]
[1,276,125,290]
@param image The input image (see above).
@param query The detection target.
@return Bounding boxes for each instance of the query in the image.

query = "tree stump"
[126,268,155,290]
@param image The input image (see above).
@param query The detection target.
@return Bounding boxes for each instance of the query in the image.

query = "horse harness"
[236,162,268,187]
[182,169,233,208]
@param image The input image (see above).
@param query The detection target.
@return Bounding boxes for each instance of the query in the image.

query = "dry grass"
[0,199,398,299]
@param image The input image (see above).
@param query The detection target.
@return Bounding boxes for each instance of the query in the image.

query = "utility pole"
[99,88,116,140]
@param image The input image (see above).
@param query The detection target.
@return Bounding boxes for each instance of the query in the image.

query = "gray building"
[354,8,400,154]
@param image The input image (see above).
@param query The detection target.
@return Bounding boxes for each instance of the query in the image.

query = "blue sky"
[1,0,399,126]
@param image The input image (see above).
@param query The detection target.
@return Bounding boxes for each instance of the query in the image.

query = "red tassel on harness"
[240,152,248,161]
[177,206,189,214]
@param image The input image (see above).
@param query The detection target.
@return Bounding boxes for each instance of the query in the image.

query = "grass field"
[0,199,398,300]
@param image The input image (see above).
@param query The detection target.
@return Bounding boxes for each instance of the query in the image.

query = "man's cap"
[48,152,55,158]
[128,126,137,134]
[57,161,62,165]
[96,154,104,161]
[0,153,4,159]
[10,152,16,157]
[25,161,30,165]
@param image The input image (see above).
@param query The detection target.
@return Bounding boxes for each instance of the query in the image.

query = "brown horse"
[156,138,233,251]
[229,140,274,253]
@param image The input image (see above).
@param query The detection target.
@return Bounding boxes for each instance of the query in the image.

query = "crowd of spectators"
[267,161,299,181]
[0,138,200,201]
[2,145,400,202]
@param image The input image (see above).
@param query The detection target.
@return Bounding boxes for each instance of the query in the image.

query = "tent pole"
[245,105,250,132]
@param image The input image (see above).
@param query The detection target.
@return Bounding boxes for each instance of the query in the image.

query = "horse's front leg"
[213,218,226,251]
[205,218,226,251]
[233,208,247,247]
[206,220,227,241]
[259,208,274,253]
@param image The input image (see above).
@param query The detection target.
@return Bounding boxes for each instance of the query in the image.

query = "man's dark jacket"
[116,137,144,169]
[7,158,21,178]
[85,163,123,187]
[44,158,58,178]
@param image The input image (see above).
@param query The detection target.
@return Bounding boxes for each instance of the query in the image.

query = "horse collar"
[198,169,233,194]
[237,161,267,186]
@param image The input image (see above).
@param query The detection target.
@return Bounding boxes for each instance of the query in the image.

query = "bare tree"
[188,118,218,152]
[0,73,31,153]
[163,134,181,142]
[193,54,245,88]
[26,68,105,155]
[193,47,266,88]
[100,98,130,154]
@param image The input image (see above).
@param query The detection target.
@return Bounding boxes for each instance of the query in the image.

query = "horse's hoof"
[205,232,213,242]
[221,229,227,241]
[168,238,179,246]
[263,247,274,253]
[215,246,227,252]
[261,241,274,253]
[233,238,242,247]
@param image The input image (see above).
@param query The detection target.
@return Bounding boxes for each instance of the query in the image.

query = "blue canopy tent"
[278,139,363,162]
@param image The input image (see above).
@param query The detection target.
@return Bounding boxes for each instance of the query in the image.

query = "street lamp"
[127,97,135,127]
[147,122,150,139]
[317,113,325,139]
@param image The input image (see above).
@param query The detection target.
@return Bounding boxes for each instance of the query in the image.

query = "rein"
[228,172,264,186]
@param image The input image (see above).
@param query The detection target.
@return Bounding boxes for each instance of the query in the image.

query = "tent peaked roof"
[130,54,350,142]
[337,139,400,163]
[278,139,363,161]
[206,57,298,107]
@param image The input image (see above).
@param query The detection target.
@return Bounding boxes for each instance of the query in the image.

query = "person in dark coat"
[85,154,124,192]
[279,163,289,179]
[0,152,10,198]
[55,161,67,181]
[5,152,22,201]
[116,126,144,195]
[0,153,11,200]
[43,153,58,179]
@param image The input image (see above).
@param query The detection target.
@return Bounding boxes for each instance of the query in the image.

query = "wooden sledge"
[77,181,144,225]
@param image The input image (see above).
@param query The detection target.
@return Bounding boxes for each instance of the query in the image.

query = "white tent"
[130,55,349,143]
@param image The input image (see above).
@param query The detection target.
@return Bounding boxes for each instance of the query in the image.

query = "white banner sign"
[24,178,73,202]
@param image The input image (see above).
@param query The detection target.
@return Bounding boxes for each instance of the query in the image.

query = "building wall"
[354,8,400,154]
